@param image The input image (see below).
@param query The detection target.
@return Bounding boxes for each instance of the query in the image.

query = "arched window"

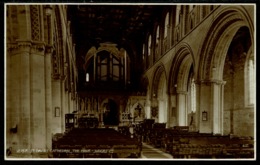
[164,12,169,38]
[156,26,160,44]
[176,5,181,25]
[148,34,152,56]
[155,26,160,59]
[86,73,89,82]
[245,52,255,106]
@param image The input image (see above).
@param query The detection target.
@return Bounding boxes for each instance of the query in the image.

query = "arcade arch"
[197,7,254,136]
[151,65,168,124]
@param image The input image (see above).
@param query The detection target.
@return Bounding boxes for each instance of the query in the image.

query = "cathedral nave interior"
[5,3,255,160]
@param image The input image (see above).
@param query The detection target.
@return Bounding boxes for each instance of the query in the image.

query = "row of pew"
[132,120,254,159]
[52,128,142,158]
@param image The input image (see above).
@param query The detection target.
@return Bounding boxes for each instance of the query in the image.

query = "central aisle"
[140,143,173,159]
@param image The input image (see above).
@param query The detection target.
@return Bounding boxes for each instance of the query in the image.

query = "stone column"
[60,76,66,133]
[45,46,53,150]
[158,98,168,124]
[158,99,164,123]
[30,42,46,150]
[145,100,151,119]
[167,94,177,127]
[177,91,187,126]
[212,80,226,135]
[7,41,32,153]
[197,81,212,133]
[197,80,225,134]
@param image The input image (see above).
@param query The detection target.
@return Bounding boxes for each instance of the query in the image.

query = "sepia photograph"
[4,2,256,160]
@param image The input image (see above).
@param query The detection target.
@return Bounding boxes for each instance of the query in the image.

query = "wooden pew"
[160,126,213,153]
[147,123,166,147]
[170,135,254,158]
[118,126,131,137]
[52,128,142,158]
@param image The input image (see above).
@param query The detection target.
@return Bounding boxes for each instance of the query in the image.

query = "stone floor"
[140,142,173,159]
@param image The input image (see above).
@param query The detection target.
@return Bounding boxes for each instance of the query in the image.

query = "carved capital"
[7,40,32,53]
[60,75,66,81]
[197,79,226,86]
[45,45,54,54]
[31,41,45,53]
[176,90,188,95]
[7,40,46,54]
[52,74,61,80]
[7,43,19,52]
[210,79,226,85]
[17,40,32,48]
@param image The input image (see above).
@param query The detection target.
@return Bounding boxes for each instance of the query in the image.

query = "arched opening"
[151,65,167,123]
[103,99,119,126]
[168,45,195,128]
[155,25,160,60]
[164,12,169,38]
[245,48,255,106]
[157,73,168,123]
[187,65,196,131]
[148,34,152,67]
[198,8,255,135]
[83,43,129,89]
[163,12,170,52]
[176,56,193,126]
[223,26,253,136]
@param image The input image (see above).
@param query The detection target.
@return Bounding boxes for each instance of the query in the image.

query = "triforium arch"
[150,64,168,124]
[197,6,254,135]
[168,44,195,128]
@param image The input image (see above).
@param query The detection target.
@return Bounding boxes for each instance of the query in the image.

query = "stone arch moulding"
[176,55,193,93]
[151,63,167,99]
[198,6,254,81]
[168,43,195,95]
[84,46,96,71]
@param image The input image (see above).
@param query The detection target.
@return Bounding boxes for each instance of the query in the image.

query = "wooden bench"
[170,135,254,158]
[173,126,189,132]
[52,128,142,158]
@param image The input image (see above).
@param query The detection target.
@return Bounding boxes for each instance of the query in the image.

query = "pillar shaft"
[197,80,225,134]
[177,91,187,126]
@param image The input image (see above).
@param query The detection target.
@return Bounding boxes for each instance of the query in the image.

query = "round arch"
[196,6,254,135]
[168,43,195,127]
[151,63,167,99]
[198,6,254,81]
[151,64,168,123]
[168,43,195,94]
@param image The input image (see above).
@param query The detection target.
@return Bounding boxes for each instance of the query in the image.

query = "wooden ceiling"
[67,5,163,54]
